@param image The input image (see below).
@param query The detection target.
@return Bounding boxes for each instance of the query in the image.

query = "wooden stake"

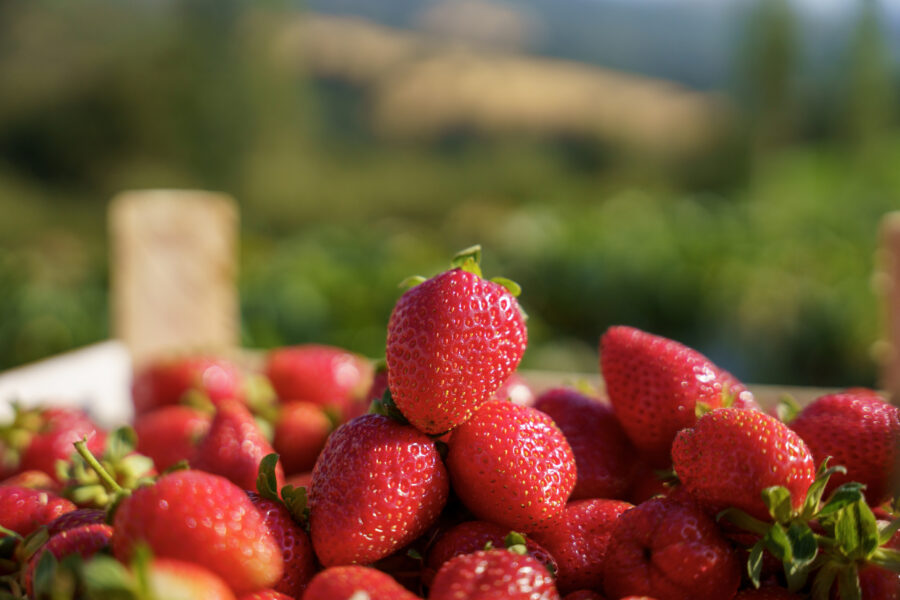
[109,190,240,366]
[878,211,900,404]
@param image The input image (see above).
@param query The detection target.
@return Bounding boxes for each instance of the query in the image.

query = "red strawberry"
[386,251,527,435]
[1,469,59,491]
[112,469,284,595]
[0,485,75,537]
[423,520,558,587]
[529,498,633,594]
[671,408,816,522]
[563,592,607,600]
[301,565,419,600]
[265,344,373,420]
[429,549,560,600]
[132,356,244,415]
[534,387,636,500]
[247,492,317,598]
[308,413,449,567]
[602,497,741,600]
[238,590,295,600]
[492,371,536,406]
[134,405,212,472]
[734,585,805,599]
[446,401,576,531]
[789,389,900,506]
[17,407,107,481]
[600,325,753,465]
[24,523,114,596]
[145,558,237,600]
[45,507,106,536]
[273,401,332,475]
[193,400,284,491]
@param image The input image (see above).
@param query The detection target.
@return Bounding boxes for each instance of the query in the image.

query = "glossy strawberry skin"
[273,401,332,475]
[602,497,741,600]
[446,401,576,532]
[789,389,900,506]
[265,344,373,420]
[600,325,753,466]
[301,565,419,600]
[534,387,635,500]
[112,469,283,596]
[308,414,449,567]
[17,407,107,481]
[25,523,114,596]
[0,485,75,537]
[429,549,561,600]
[238,590,294,600]
[134,405,212,472]
[193,400,284,491]
[131,356,244,416]
[672,408,816,521]
[386,268,527,435]
[529,498,633,594]
[147,558,237,600]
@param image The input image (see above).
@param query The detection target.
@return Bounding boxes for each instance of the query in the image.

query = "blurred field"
[0,0,897,389]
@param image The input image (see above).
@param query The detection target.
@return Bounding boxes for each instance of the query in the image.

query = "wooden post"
[109,190,240,366]
[878,211,900,404]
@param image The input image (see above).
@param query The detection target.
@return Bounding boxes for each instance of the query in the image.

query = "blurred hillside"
[0,0,899,389]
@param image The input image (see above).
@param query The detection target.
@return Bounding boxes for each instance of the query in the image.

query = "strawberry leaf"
[398,275,427,289]
[747,539,764,588]
[878,518,900,546]
[451,245,483,278]
[800,458,846,520]
[775,394,802,424]
[834,499,879,559]
[869,547,900,572]
[504,531,528,555]
[818,482,865,519]
[764,525,793,563]
[811,562,841,600]
[281,485,310,527]
[32,550,59,599]
[786,522,818,568]
[489,277,521,297]
[256,453,281,503]
[837,562,861,600]
[717,507,771,536]
[369,388,409,426]
[762,486,793,524]
[106,427,138,463]
[82,555,136,599]
[694,401,712,418]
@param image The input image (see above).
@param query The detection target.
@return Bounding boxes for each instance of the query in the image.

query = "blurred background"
[0,0,898,387]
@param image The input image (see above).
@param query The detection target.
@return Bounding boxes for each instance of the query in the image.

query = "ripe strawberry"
[562,592,607,600]
[423,520,558,587]
[429,549,560,600]
[529,498,633,594]
[308,413,449,567]
[134,405,212,472]
[446,401,576,531]
[301,565,419,600]
[238,590,295,600]
[193,400,284,491]
[132,356,244,416]
[265,344,373,420]
[602,497,741,600]
[671,408,816,522]
[534,387,635,500]
[599,325,753,465]
[492,371,536,406]
[145,558,237,600]
[24,523,114,596]
[247,492,317,598]
[1,469,59,491]
[273,401,332,475]
[734,585,805,599]
[386,250,527,435]
[17,407,107,481]
[112,469,284,595]
[45,507,106,536]
[789,389,900,506]
[0,485,75,537]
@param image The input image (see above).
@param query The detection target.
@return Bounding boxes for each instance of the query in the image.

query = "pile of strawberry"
[2,246,900,600]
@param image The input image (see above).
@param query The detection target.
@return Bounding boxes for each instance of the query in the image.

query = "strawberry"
[671,408,816,522]
[562,592,608,600]
[429,548,560,600]
[599,325,753,465]
[529,498,633,594]
[45,507,106,536]
[492,371,536,406]
[601,497,741,600]
[308,413,449,567]
[273,401,332,475]
[16,407,107,482]
[734,585,805,599]
[534,387,636,500]
[423,521,558,587]
[247,492,317,598]
[1,469,59,491]
[789,389,900,506]
[111,469,284,595]
[134,405,212,472]
[386,248,527,434]
[265,344,373,420]
[446,401,576,531]
[0,485,75,537]
[301,565,419,600]
[132,356,244,416]
[144,558,238,600]
[24,522,114,596]
[238,590,295,600]
[193,400,284,491]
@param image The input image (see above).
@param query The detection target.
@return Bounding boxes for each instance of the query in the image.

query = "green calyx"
[62,429,151,510]
[256,453,309,529]
[397,245,524,299]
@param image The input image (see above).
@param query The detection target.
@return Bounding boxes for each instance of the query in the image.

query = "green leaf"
[106,427,138,462]
[819,482,865,519]
[879,518,900,546]
[717,507,771,536]
[281,485,310,526]
[764,525,793,563]
[32,550,58,599]
[775,394,802,424]
[838,562,861,600]
[369,388,409,426]
[811,562,841,600]
[398,275,427,289]
[489,277,521,297]
[406,549,423,561]
[0,525,22,541]
[801,459,847,519]
[504,531,528,555]
[869,547,900,572]
[786,522,818,568]
[747,539,764,588]
[835,502,862,556]
[762,486,794,524]
[694,401,712,418]
[82,555,135,600]
[256,454,281,502]
[451,245,483,277]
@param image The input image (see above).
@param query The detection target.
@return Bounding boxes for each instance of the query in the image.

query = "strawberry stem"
[74,438,124,495]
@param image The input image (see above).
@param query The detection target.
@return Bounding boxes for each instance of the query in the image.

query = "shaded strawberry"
[132,356,244,416]
[143,557,238,600]
[15,407,107,482]
[529,498,633,594]
[134,405,212,471]
[562,592,607,600]
[534,387,636,500]
[301,565,419,600]
[273,401,332,475]
[599,325,753,466]
[602,497,741,600]
[386,247,527,435]
[45,508,106,536]
[308,413,448,567]
[429,548,560,600]
[446,401,576,531]
[1,469,59,492]
[24,522,113,596]
[0,485,75,538]
[112,469,284,595]
[734,584,806,599]
[193,400,285,491]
